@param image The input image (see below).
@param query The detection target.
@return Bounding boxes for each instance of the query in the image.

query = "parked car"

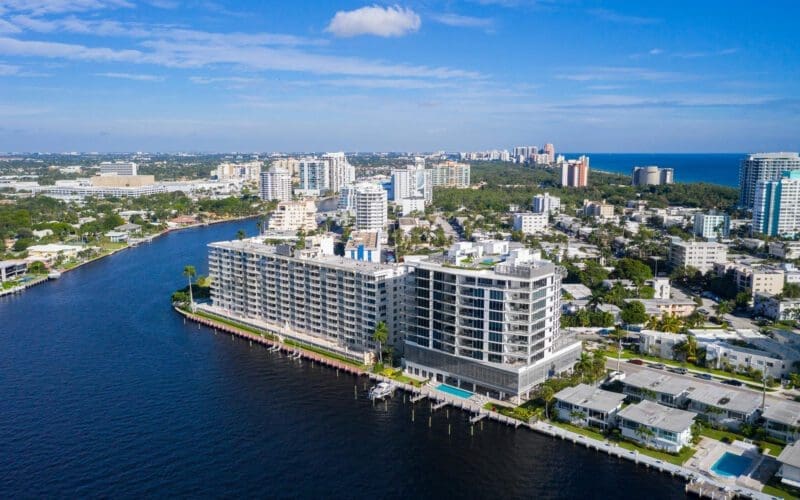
[650,363,666,370]
[669,367,688,375]
[695,373,713,380]
[628,359,644,365]
[722,379,743,386]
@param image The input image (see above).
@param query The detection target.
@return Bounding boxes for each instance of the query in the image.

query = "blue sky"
[0,0,798,153]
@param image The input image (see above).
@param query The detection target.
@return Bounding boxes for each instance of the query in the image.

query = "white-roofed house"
[553,383,627,430]
[617,400,697,453]
[777,440,800,489]
[685,385,761,431]
[762,399,800,443]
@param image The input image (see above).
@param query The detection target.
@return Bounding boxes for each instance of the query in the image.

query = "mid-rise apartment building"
[582,199,614,218]
[404,241,581,401]
[532,192,560,214]
[668,239,728,274]
[208,240,409,363]
[561,156,589,187]
[739,152,800,208]
[512,212,548,235]
[429,161,470,189]
[693,211,730,240]
[297,158,330,195]
[215,161,261,182]
[99,161,137,176]
[267,200,318,232]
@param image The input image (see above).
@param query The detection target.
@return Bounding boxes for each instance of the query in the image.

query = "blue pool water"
[437,384,473,398]
[711,452,751,478]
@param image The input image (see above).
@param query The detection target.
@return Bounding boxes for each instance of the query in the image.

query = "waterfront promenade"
[177,307,778,500]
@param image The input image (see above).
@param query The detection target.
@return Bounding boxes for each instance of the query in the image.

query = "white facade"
[259,167,292,202]
[354,183,388,231]
[705,342,790,379]
[693,212,730,240]
[753,171,800,237]
[763,399,800,443]
[267,200,318,232]
[404,242,581,400]
[99,161,137,176]
[512,212,548,235]
[669,239,728,273]
[298,158,330,194]
[399,197,426,216]
[532,192,560,214]
[391,166,432,203]
[631,166,674,186]
[208,240,408,362]
[617,400,695,453]
[429,161,470,188]
[554,384,626,430]
[323,152,355,194]
[739,152,800,208]
[215,161,261,182]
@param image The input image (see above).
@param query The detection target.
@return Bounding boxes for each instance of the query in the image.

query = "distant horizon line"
[0,151,778,156]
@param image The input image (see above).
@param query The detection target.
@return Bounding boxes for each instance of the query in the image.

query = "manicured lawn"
[762,476,799,500]
[484,402,536,422]
[380,368,425,387]
[549,420,697,466]
[697,426,784,456]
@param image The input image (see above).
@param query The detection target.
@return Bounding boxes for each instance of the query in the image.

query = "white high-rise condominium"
[403,241,581,401]
[297,158,330,194]
[259,167,291,202]
[631,166,674,186]
[693,211,730,240]
[208,240,409,364]
[753,170,800,237]
[391,166,432,203]
[323,152,355,194]
[739,152,800,208]
[354,183,388,230]
[99,161,137,176]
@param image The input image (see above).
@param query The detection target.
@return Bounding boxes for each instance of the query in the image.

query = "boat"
[368,382,396,400]
[47,271,62,279]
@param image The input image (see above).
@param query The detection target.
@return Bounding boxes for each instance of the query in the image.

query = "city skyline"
[0,1,798,152]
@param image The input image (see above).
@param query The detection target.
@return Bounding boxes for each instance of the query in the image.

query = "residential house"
[777,441,800,488]
[622,370,693,408]
[762,399,800,443]
[554,384,626,430]
[685,385,761,431]
[617,400,696,453]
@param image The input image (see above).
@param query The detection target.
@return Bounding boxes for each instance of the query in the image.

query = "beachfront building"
[693,211,730,240]
[561,156,589,188]
[207,239,409,364]
[739,152,800,209]
[512,212,548,235]
[752,170,800,237]
[668,239,728,274]
[762,399,800,443]
[631,166,674,186]
[354,183,388,231]
[554,383,626,430]
[260,166,292,202]
[532,192,560,214]
[266,200,317,232]
[685,385,762,431]
[777,441,800,488]
[617,400,696,453]
[403,240,582,402]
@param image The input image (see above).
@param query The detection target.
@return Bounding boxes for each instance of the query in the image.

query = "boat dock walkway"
[178,308,776,500]
[0,276,49,297]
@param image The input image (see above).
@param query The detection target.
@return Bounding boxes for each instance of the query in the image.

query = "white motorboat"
[368,382,396,400]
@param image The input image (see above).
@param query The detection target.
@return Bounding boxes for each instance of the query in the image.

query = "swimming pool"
[710,452,751,478]
[437,384,473,399]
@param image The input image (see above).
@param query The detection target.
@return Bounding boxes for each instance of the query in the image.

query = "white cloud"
[96,72,164,81]
[0,17,22,33]
[326,5,420,38]
[2,0,133,15]
[431,13,493,29]
[649,48,663,55]
[556,66,690,83]
[674,48,738,58]
[588,8,660,25]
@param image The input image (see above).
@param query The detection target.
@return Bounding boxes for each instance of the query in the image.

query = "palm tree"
[236,229,246,240]
[714,300,734,318]
[372,321,388,365]
[660,314,683,333]
[183,265,196,311]
[540,385,555,420]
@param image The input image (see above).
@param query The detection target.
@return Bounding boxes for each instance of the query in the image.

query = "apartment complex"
[561,156,589,188]
[404,241,581,401]
[297,158,330,195]
[582,199,614,218]
[391,165,432,203]
[267,200,317,232]
[693,211,730,240]
[259,166,292,202]
[669,239,728,273]
[739,152,800,208]
[215,161,261,182]
[429,161,470,189]
[354,183,387,231]
[631,166,674,186]
[512,213,548,235]
[208,240,409,363]
[753,170,800,237]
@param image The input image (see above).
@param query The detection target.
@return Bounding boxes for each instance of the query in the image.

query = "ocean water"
[0,220,685,498]
[566,153,744,187]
